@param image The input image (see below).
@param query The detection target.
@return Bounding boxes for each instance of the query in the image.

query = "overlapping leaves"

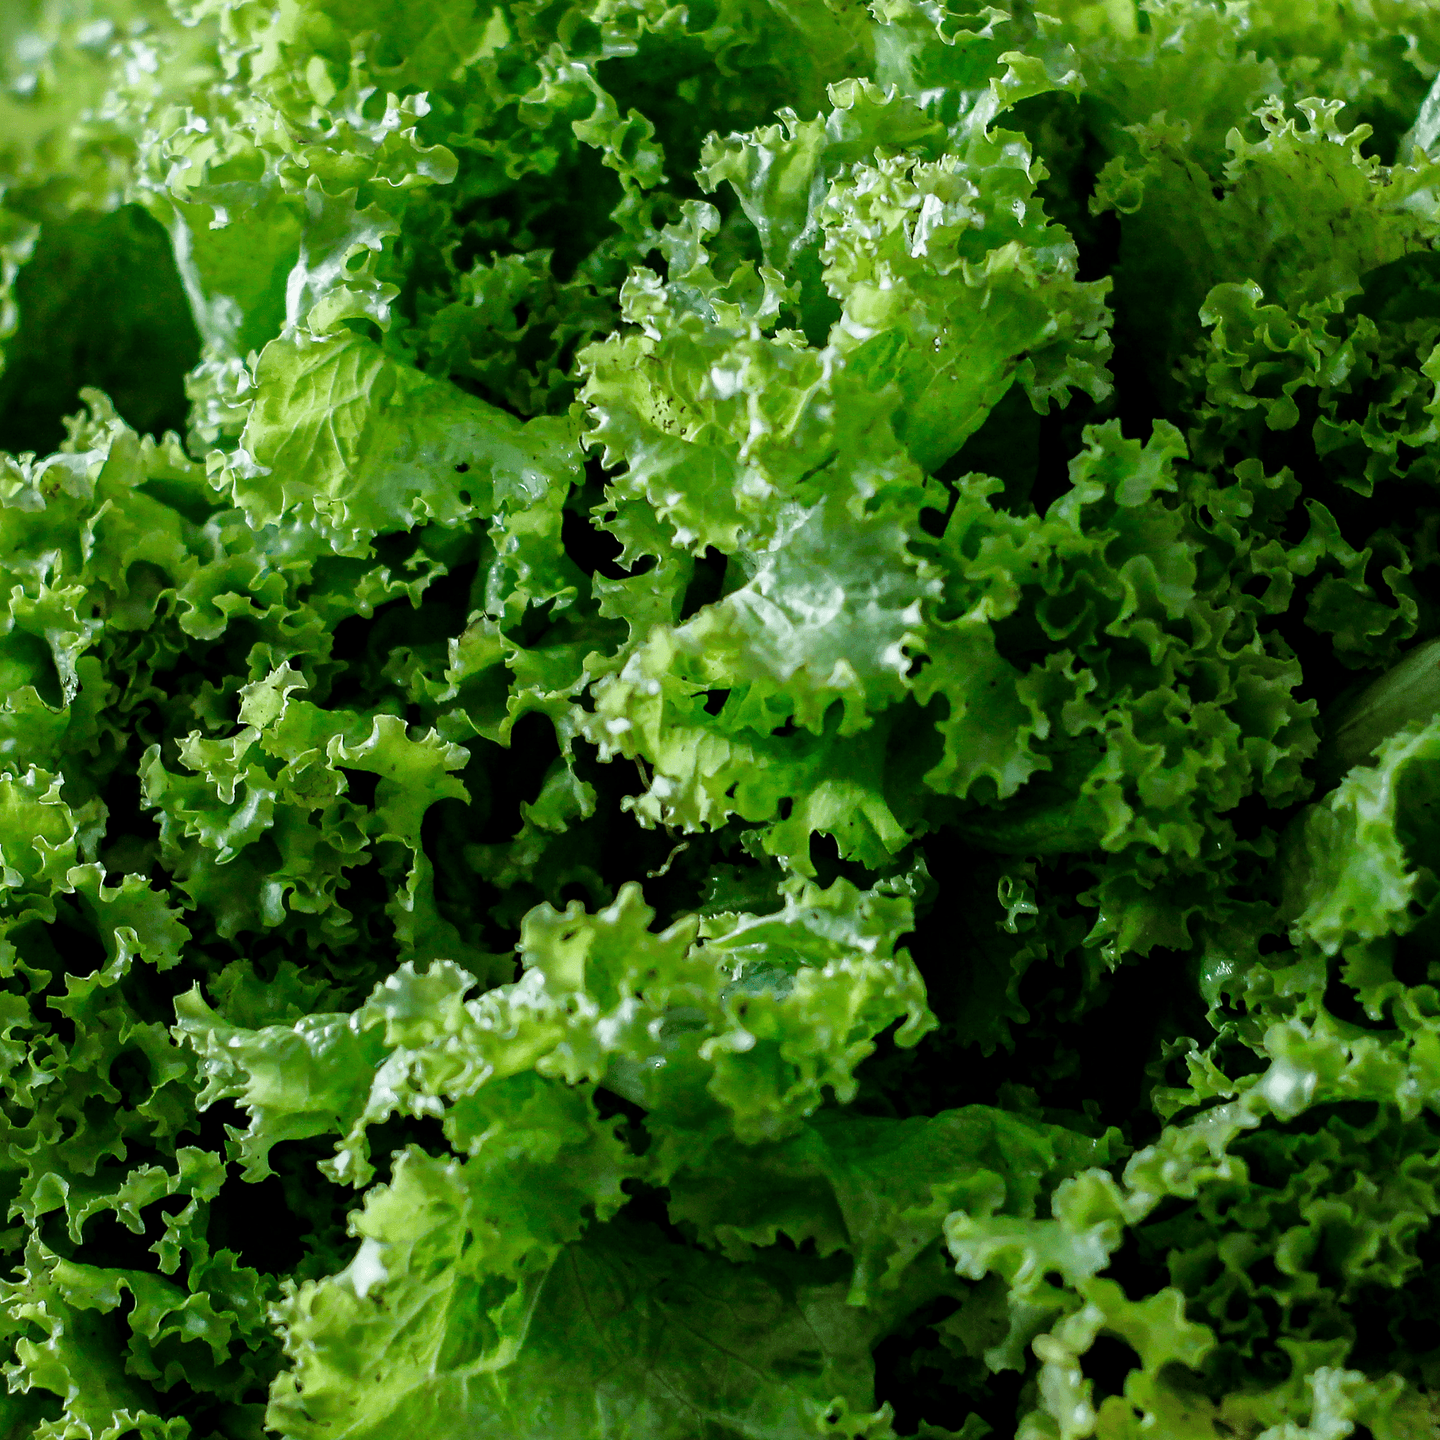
[9,1,1440,1439]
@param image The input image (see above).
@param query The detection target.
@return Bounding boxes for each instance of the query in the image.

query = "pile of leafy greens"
[11,0,1440,1436]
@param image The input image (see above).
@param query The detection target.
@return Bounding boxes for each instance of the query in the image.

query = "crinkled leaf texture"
[10,0,1440,1438]
[170,878,1041,1439]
